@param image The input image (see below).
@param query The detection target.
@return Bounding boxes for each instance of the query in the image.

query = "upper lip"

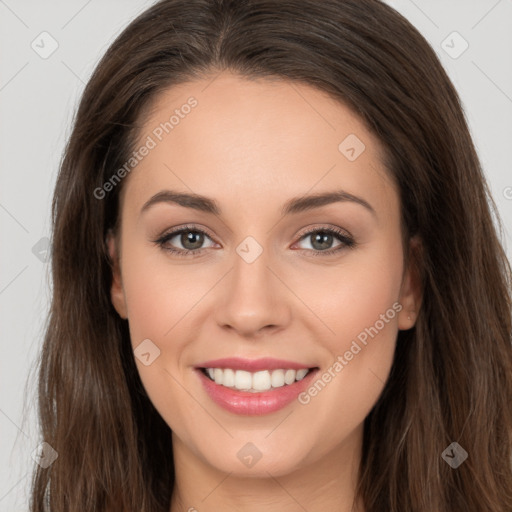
[196,357,317,372]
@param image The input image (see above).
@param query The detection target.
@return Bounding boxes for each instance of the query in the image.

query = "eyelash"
[153,224,356,258]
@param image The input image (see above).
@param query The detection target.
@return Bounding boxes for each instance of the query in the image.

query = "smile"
[195,357,319,415]
[202,367,311,392]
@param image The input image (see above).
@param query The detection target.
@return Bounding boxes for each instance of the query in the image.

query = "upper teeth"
[205,368,310,392]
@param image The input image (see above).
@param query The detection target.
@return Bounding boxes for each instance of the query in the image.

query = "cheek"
[121,240,202,345]
[296,241,403,438]
[298,234,403,345]
[119,243,216,422]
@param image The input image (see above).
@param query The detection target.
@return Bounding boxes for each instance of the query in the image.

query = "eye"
[154,225,217,257]
[293,226,356,256]
[153,224,356,258]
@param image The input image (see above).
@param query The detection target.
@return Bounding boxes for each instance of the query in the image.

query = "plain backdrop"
[1,0,511,510]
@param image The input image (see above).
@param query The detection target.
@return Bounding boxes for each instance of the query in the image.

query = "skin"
[108,71,422,512]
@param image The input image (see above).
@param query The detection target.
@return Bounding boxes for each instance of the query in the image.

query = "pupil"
[312,232,332,250]
[182,231,204,250]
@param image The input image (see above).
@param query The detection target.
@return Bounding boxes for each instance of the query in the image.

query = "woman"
[30,0,512,510]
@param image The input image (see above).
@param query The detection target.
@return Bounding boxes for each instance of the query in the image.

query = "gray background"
[1,0,511,509]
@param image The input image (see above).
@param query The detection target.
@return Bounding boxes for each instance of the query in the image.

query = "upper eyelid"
[159,225,216,242]
[295,224,351,238]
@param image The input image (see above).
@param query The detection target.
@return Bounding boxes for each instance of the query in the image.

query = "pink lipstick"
[195,357,318,415]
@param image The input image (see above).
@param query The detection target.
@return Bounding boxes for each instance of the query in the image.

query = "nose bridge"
[233,236,271,294]
[215,234,291,335]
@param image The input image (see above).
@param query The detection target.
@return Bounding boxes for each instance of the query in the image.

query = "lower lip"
[196,368,318,415]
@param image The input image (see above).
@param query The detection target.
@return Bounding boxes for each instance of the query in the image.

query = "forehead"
[121,71,397,223]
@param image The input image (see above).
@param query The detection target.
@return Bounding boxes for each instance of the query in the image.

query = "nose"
[214,243,292,338]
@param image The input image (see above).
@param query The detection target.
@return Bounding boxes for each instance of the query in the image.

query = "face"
[108,71,420,478]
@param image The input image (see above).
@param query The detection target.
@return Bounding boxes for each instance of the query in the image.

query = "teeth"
[284,369,296,385]
[253,370,272,391]
[214,368,223,385]
[235,370,252,390]
[223,368,235,387]
[203,367,311,392]
[271,369,285,388]
[296,369,308,380]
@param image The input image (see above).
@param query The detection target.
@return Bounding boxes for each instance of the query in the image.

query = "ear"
[106,229,128,320]
[397,235,423,330]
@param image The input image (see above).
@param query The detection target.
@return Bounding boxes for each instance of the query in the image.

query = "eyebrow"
[139,189,377,218]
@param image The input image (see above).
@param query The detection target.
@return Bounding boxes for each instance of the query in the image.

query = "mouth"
[199,366,315,393]
[195,357,319,415]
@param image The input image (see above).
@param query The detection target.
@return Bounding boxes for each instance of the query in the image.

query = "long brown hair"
[30,0,512,510]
